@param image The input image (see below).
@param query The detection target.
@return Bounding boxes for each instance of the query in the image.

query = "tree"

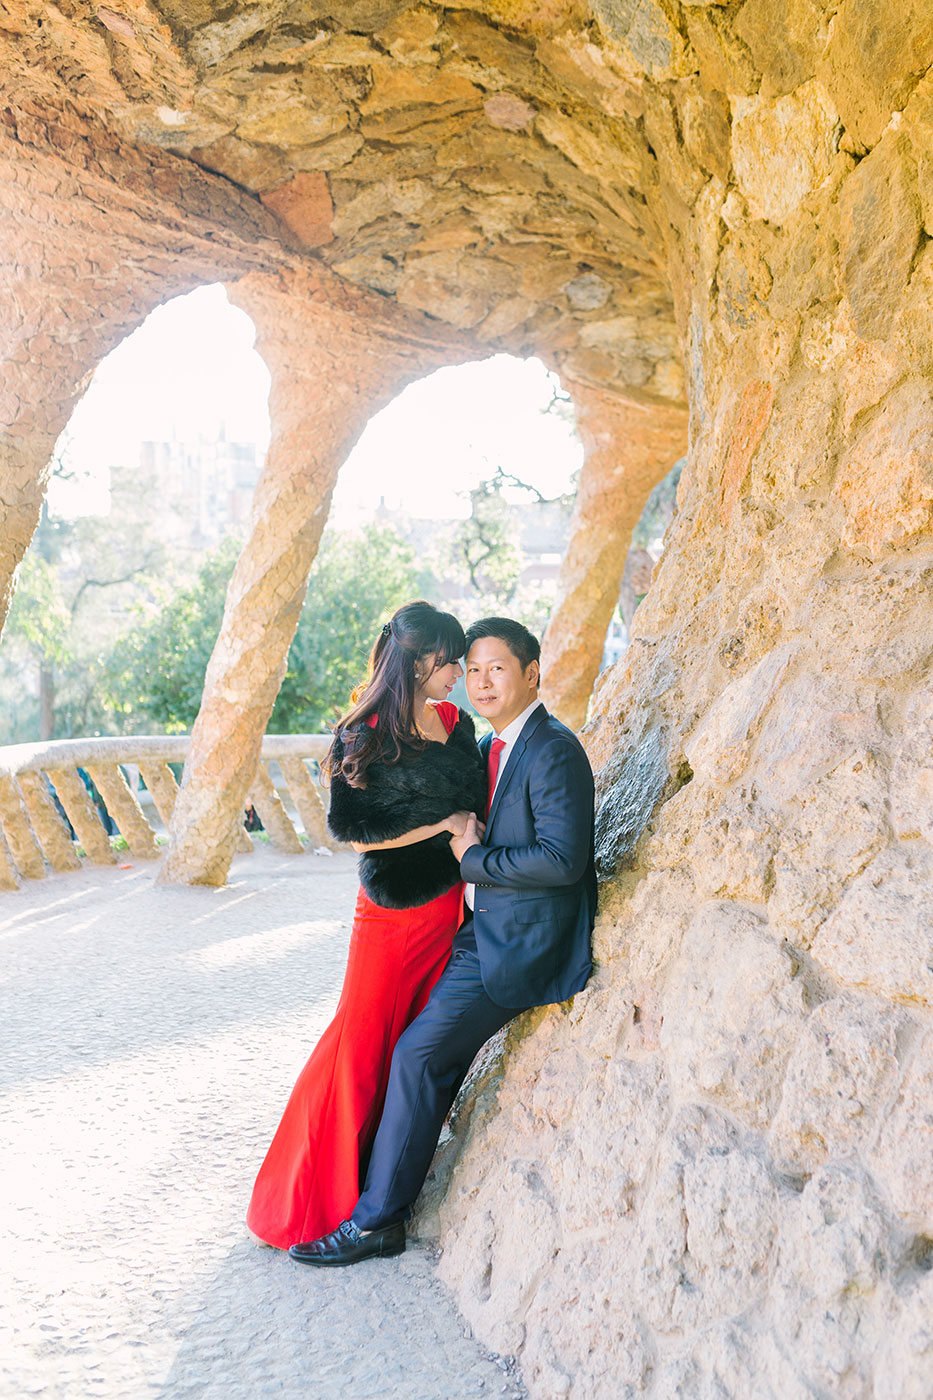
[0,453,165,743]
[271,525,420,731]
[99,525,421,735]
[100,539,241,733]
[449,477,523,601]
[437,460,576,643]
[2,546,72,740]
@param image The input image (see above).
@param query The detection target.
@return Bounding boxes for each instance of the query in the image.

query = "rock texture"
[0,0,685,404]
[4,2,933,1396]
[427,8,932,1400]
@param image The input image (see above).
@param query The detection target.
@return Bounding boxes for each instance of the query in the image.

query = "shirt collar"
[495,697,543,749]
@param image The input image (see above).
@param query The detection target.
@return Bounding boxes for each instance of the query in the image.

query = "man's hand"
[450,813,483,862]
[443,810,472,839]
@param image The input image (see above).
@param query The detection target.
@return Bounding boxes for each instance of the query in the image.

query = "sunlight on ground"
[185,919,346,971]
[0,850,518,1399]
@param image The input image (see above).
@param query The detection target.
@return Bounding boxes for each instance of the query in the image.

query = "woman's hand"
[443,811,473,838]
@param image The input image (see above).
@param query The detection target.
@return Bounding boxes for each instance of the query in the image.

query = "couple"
[247,600,596,1266]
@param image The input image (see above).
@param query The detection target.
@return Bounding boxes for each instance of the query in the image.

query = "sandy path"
[0,848,525,1400]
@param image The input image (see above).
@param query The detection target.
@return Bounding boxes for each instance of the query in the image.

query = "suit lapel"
[486,703,547,831]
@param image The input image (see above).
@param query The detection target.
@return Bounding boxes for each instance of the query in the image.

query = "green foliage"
[1,450,573,744]
[98,526,420,735]
[449,478,523,601]
[100,539,240,733]
[4,553,71,665]
[270,526,419,732]
[0,468,169,742]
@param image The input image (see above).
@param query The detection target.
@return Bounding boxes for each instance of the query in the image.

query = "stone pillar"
[540,385,687,730]
[158,269,460,886]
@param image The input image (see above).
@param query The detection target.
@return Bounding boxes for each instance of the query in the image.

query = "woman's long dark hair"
[322,600,465,789]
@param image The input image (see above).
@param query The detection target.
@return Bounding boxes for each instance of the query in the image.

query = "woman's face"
[416,652,463,702]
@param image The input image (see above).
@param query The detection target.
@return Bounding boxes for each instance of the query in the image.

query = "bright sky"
[51,283,582,524]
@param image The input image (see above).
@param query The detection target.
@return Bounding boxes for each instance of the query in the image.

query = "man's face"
[465,636,539,733]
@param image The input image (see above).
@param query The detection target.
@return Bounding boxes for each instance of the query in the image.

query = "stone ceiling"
[1,0,690,405]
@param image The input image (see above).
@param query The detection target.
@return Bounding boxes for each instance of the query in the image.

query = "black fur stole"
[327,710,487,909]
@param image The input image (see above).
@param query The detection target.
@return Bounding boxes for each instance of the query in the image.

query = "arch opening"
[0,284,268,745]
[1,291,615,748]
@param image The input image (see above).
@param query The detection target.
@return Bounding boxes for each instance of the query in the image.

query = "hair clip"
[382,622,391,637]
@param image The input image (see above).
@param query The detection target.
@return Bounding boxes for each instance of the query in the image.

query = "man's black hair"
[464,617,541,683]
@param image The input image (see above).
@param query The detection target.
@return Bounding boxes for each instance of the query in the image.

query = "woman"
[246,601,486,1249]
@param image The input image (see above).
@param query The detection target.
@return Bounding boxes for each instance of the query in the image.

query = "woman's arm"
[350,810,473,854]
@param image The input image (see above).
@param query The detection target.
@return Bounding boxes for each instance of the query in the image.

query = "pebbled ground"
[0,848,525,1400]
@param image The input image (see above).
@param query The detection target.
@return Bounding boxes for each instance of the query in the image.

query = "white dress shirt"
[464,698,544,911]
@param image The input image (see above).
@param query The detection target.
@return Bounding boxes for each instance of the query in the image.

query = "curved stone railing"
[0,734,334,890]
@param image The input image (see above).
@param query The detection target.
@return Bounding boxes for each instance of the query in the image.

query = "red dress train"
[246,701,463,1249]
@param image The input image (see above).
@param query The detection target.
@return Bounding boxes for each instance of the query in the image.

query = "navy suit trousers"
[352,916,527,1231]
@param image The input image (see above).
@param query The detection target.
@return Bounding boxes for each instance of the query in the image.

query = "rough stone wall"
[0,0,686,408]
[425,11,933,1399]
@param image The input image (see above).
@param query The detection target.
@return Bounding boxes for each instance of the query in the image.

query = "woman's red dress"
[246,701,463,1249]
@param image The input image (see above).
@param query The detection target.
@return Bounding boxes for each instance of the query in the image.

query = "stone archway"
[160,265,479,884]
[0,88,311,635]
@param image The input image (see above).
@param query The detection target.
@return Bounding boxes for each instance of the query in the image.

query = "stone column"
[158,269,460,886]
[540,385,687,730]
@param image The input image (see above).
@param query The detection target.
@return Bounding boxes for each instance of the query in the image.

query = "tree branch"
[489,466,550,504]
[70,550,160,618]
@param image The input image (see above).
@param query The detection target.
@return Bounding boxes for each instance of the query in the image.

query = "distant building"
[131,428,262,559]
[372,493,574,601]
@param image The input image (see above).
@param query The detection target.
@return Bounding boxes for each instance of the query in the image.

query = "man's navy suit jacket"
[459,703,596,1009]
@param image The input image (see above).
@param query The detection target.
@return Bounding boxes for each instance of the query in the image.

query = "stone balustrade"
[0,734,334,890]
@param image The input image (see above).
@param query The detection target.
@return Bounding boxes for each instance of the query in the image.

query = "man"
[289,617,596,1267]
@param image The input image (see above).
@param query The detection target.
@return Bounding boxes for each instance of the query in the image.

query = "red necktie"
[486,738,505,818]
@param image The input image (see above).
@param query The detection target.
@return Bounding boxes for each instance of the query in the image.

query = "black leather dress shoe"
[289,1219,405,1267]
